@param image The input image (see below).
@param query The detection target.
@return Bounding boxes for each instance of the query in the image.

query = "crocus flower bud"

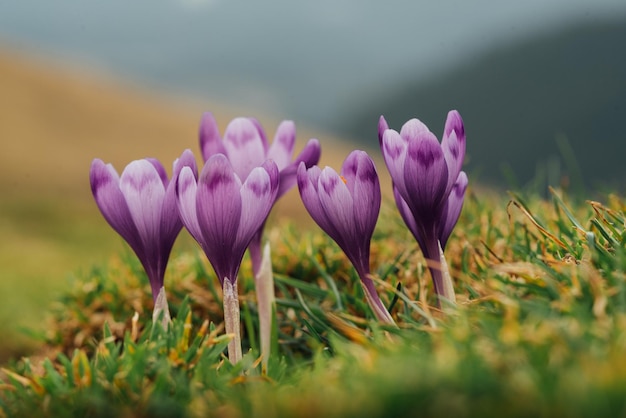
[89,150,196,323]
[297,150,395,324]
[379,111,468,305]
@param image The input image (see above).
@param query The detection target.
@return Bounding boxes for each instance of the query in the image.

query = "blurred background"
[0,0,625,359]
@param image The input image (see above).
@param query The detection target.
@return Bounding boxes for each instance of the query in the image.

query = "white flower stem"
[361,274,396,325]
[223,277,243,364]
[254,242,276,374]
[438,240,457,307]
[152,286,172,329]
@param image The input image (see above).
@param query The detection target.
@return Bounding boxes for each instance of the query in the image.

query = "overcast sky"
[1,0,624,126]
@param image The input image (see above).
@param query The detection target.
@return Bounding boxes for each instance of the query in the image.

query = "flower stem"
[255,242,276,374]
[360,273,396,325]
[152,286,171,329]
[223,278,242,364]
[423,233,457,308]
[437,240,456,306]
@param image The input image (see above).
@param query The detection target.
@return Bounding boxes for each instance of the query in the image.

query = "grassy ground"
[1,186,625,417]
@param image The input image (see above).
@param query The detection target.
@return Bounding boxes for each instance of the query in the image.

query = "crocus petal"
[174,149,199,179]
[438,171,468,249]
[293,138,322,168]
[199,112,227,161]
[267,120,296,170]
[297,163,342,242]
[381,129,409,196]
[248,117,270,151]
[441,110,466,194]
[90,159,142,253]
[176,166,203,243]
[443,110,466,148]
[378,115,389,147]
[119,160,166,249]
[392,186,425,251]
[161,150,197,245]
[195,154,243,282]
[237,161,279,252]
[399,118,432,143]
[340,150,380,241]
[317,166,358,252]
[146,158,169,186]
[403,132,449,220]
[222,118,267,180]
[277,138,321,199]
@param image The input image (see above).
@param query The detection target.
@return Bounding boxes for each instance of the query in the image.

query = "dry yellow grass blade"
[506,199,569,250]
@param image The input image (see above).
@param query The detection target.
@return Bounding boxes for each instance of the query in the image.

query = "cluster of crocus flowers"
[297,151,395,324]
[89,150,196,325]
[89,108,467,366]
[379,110,468,305]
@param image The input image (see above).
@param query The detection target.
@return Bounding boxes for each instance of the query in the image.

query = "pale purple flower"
[89,150,196,303]
[297,150,394,324]
[199,112,321,273]
[176,152,279,363]
[379,110,467,303]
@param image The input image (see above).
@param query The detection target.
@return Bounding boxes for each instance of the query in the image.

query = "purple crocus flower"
[379,110,468,304]
[89,150,196,317]
[199,112,321,274]
[297,150,395,324]
[176,152,279,363]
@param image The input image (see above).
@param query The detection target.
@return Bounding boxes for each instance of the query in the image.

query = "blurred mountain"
[342,17,626,191]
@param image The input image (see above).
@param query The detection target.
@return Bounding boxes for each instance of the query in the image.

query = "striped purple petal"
[438,171,468,249]
[120,160,166,250]
[340,150,381,245]
[199,112,227,161]
[392,185,425,251]
[441,110,466,195]
[318,166,358,249]
[297,163,339,240]
[176,166,203,243]
[378,115,389,147]
[267,120,296,170]
[277,138,321,199]
[90,159,142,255]
[222,118,267,181]
[381,129,409,197]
